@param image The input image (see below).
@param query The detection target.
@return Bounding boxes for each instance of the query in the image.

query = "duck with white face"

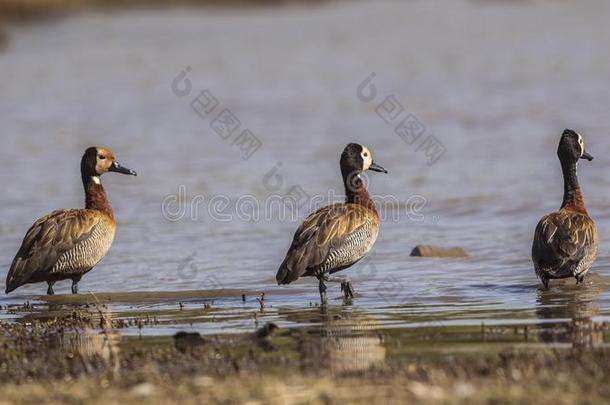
[532,129,598,288]
[276,143,387,305]
[5,147,137,295]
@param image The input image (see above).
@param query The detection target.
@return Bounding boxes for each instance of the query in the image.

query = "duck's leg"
[317,275,328,305]
[71,280,79,295]
[340,281,355,299]
[47,281,55,296]
[71,276,82,294]
[575,274,585,285]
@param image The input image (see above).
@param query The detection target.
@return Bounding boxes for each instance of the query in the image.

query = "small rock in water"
[410,245,469,258]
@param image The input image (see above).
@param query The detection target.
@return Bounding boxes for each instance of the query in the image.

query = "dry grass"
[0,368,608,405]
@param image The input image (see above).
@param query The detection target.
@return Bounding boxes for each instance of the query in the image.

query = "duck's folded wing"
[6,209,100,292]
[276,204,376,284]
[532,212,597,276]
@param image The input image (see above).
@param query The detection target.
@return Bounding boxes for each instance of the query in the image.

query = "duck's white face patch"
[577,133,585,157]
[361,146,373,171]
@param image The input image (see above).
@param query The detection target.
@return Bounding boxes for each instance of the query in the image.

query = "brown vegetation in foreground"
[0,350,609,404]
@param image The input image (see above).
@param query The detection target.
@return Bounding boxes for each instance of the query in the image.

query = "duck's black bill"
[581,151,594,161]
[368,162,388,173]
[109,161,138,176]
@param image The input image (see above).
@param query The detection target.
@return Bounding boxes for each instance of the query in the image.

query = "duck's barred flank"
[533,210,598,282]
[277,203,380,285]
[315,220,378,275]
[51,219,115,276]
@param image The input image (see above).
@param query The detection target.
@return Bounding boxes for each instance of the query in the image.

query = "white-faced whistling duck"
[532,129,598,288]
[276,143,387,304]
[5,147,137,295]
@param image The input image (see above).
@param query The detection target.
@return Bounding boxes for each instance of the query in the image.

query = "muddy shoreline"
[1,303,609,403]
[1,317,609,403]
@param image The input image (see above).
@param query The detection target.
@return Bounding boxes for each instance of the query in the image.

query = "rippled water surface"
[0,0,609,350]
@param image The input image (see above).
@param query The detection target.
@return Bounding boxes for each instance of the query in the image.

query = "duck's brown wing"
[6,209,103,293]
[532,210,598,279]
[276,203,379,285]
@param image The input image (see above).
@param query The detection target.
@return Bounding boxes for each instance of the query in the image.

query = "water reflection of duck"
[532,129,597,288]
[535,276,607,348]
[293,310,386,373]
[276,143,387,304]
[50,306,120,374]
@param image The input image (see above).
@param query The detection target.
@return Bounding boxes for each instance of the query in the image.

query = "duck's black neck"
[82,174,114,218]
[560,159,587,213]
[342,172,378,215]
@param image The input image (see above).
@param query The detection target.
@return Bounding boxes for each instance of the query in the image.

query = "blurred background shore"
[0,0,328,49]
[0,0,325,20]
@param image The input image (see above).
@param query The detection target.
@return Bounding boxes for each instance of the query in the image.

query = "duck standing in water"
[532,129,598,288]
[5,147,137,295]
[276,143,387,304]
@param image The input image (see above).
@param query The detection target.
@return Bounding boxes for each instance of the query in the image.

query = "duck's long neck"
[83,175,114,219]
[561,159,587,213]
[343,173,378,215]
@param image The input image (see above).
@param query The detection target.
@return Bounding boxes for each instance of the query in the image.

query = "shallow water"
[0,0,609,351]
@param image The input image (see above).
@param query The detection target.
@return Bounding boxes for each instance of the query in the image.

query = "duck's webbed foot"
[325,275,355,300]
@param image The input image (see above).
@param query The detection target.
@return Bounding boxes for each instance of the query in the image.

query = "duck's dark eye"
[98,155,106,160]
[363,153,369,157]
